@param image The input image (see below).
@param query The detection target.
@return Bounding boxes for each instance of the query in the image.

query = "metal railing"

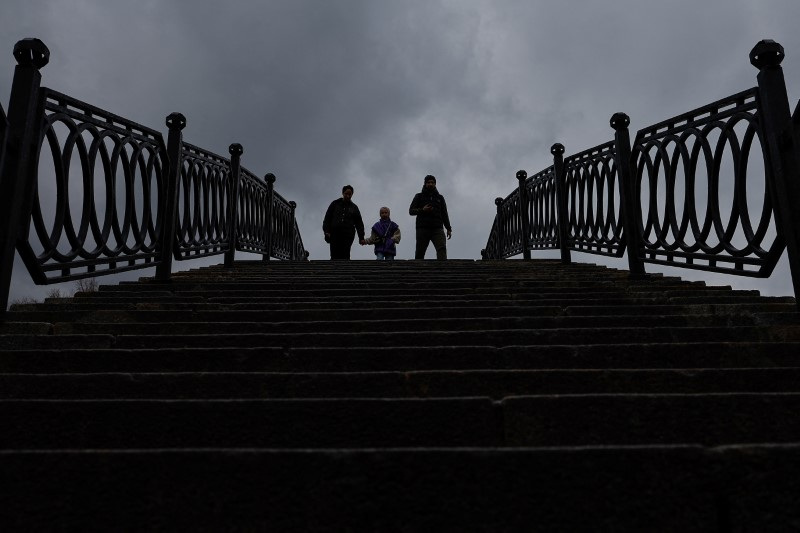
[0,38,307,314]
[483,40,800,308]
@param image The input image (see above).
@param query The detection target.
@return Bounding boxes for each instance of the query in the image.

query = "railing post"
[263,173,276,261]
[494,197,504,259]
[225,143,243,268]
[551,143,572,265]
[289,201,297,260]
[750,40,800,308]
[517,170,531,260]
[0,39,49,313]
[155,112,185,281]
[611,112,646,277]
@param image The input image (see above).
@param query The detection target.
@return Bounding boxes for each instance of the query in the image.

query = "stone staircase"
[2,259,800,531]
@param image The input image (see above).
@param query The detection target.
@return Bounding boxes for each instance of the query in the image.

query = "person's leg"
[431,228,447,260]
[342,231,355,260]
[385,254,394,261]
[415,228,431,259]
[330,230,355,260]
[376,252,386,260]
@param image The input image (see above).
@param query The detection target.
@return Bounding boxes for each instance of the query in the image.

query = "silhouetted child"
[363,206,401,260]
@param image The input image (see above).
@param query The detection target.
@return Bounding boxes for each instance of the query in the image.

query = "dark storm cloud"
[2,0,800,303]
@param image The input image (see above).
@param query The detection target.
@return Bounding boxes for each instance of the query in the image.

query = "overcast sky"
[2,0,800,303]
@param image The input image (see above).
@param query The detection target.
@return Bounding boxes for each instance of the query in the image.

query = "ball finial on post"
[165,112,186,131]
[265,173,276,185]
[229,143,243,156]
[610,113,630,130]
[750,40,785,70]
[13,38,49,69]
[551,143,565,156]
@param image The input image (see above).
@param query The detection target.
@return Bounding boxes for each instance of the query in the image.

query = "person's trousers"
[415,227,447,260]
[376,252,395,261]
[329,229,355,260]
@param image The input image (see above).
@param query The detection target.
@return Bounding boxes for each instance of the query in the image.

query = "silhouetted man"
[323,185,365,260]
[409,175,452,260]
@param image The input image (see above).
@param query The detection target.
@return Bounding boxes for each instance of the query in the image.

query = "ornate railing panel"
[497,189,523,258]
[482,41,800,304]
[563,141,625,257]
[0,39,309,315]
[233,170,306,260]
[175,142,232,259]
[290,219,307,261]
[18,88,167,283]
[632,88,783,276]
[269,191,299,260]
[235,167,271,255]
[525,165,560,252]
[482,218,500,260]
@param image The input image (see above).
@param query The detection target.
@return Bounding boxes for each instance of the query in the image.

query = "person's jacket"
[364,219,401,256]
[323,198,365,239]
[409,187,451,230]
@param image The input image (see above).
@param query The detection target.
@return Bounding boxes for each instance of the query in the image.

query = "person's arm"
[322,201,335,234]
[354,206,365,241]
[440,196,452,238]
[409,194,424,216]
[364,228,379,245]
[392,227,401,244]
[440,196,451,230]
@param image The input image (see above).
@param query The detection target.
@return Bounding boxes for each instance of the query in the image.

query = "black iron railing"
[0,39,307,314]
[483,40,800,308]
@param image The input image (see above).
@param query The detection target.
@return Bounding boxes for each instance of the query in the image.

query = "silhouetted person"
[363,206,401,260]
[409,175,452,260]
[323,185,365,260]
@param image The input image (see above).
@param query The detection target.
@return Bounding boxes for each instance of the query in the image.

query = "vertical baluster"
[0,39,49,313]
[611,113,646,277]
[551,143,572,264]
[751,40,800,308]
[225,143,243,268]
[156,112,185,281]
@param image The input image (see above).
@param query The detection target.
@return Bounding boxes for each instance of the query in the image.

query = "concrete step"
[82,287,760,301]
[2,343,799,373]
[17,325,797,349]
[4,444,797,531]
[3,368,800,399]
[3,393,800,449]
[2,322,800,349]
[102,278,722,292]
[8,307,797,327]
[36,315,783,336]
[10,303,795,323]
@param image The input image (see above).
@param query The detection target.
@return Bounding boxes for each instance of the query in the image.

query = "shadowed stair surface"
[2,259,800,531]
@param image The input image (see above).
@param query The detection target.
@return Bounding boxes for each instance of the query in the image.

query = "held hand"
[447,228,452,240]
[423,204,434,212]
[359,239,366,246]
